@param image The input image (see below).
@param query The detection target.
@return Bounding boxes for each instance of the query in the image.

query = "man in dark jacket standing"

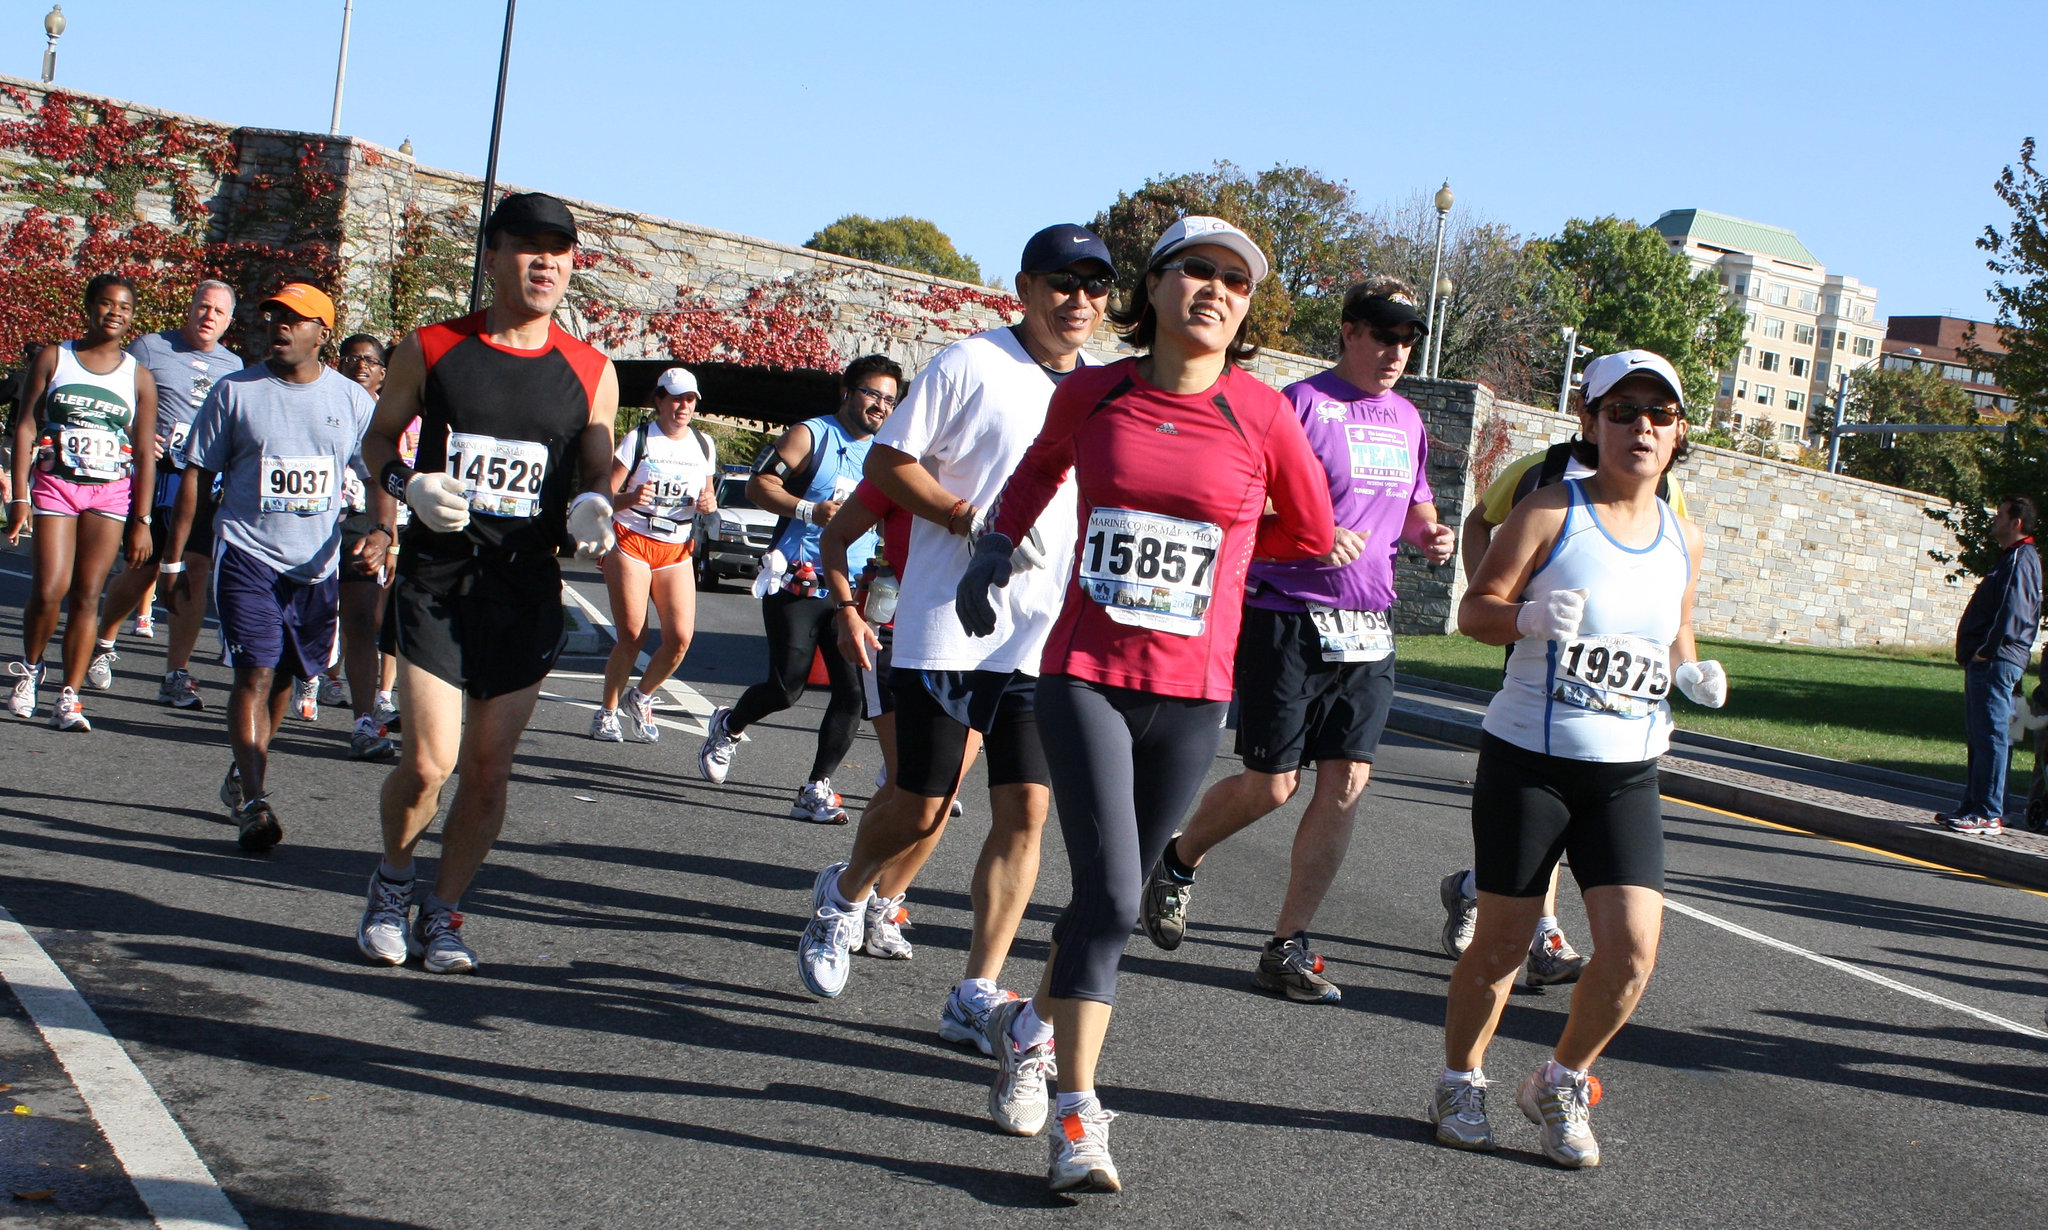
[1946,495,2042,835]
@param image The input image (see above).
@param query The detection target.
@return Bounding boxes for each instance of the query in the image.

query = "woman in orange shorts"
[593,367,719,742]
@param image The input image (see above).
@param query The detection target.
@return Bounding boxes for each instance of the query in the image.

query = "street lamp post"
[330,0,354,137]
[1422,180,1453,378]
[469,0,519,312]
[40,5,65,84]
[1826,368,1854,473]
[1557,326,1592,415]
[1429,274,1454,379]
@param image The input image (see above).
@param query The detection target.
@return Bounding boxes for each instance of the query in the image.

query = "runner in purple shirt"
[1138,277,1456,1002]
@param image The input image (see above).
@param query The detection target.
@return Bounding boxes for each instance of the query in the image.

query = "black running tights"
[730,588,861,783]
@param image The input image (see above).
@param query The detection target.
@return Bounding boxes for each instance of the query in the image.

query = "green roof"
[1651,209,1819,266]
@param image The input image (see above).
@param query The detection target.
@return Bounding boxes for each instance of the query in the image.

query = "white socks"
[1008,999,1054,1051]
[1056,1090,1098,1118]
[1441,1066,1483,1084]
[1540,1058,1589,1085]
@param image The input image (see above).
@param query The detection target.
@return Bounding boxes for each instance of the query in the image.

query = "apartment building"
[1881,316,2015,416]
[1652,209,1883,449]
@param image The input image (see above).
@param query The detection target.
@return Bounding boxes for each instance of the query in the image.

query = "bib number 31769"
[448,432,548,519]
[1079,507,1223,637]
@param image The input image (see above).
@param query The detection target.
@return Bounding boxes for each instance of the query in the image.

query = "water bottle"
[865,560,899,625]
[793,560,817,598]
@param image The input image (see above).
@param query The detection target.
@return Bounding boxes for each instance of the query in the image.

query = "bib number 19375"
[1552,633,1670,716]
[1079,507,1223,637]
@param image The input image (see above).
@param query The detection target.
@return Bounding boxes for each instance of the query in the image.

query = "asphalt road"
[1,546,2044,1229]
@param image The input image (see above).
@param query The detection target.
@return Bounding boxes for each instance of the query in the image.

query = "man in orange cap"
[162,282,379,852]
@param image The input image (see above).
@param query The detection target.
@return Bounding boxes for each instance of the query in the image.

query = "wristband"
[158,560,186,575]
[368,523,393,539]
[946,499,972,536]
[836,599,860,612]
[380,459,416,501]
[795,499,816,525]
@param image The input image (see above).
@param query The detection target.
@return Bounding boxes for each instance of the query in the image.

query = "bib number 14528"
[448,432,548,519]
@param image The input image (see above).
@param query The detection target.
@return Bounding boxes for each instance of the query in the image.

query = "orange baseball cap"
[261,283,336,329]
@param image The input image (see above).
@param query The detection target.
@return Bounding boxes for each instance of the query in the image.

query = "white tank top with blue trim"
[1481,479,1691,763]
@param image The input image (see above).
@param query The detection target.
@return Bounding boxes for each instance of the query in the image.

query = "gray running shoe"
[938,984,1017,1056]
[349,716,397,761]
[1440,870,1478,958]
[292,676,319,722]
[624,685,660,743]
[1253,932,1341,1003]
[1525,929,1588,987]
[50,686,91,732]
[9,661,43,718]
[985,997,1055,1137]
[797,862,864,998]
[1428,1072,1497,1150]
[372,693,400,732]
[159,669,204,710]
[1516,1068,1601,1168]
[356,869,414,965]
[1047,1107,1120,1194]
[85,647,118,690]
[862,891,912,959]
[235,798,282,852]
[219,763,243,812]
[697,705,739,782]
[590,707,625,742]
[1140,850,1193,951]
[412,907,478,975]
[317,674,349,707]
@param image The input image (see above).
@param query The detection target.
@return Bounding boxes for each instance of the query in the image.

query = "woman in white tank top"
[1428,350,1728,1169]
[6,274,160,732]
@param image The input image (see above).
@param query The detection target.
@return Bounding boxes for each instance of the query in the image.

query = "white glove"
[752,549,787,599]
[405,471,471,534]
[567,492,615,559]
[1675,659,1727,708]
[1516,588,1586,642]
[1010,525,1049,573]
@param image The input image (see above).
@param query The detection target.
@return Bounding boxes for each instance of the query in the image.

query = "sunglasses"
[1599,403,1683,427]
[1367,326,1420,348]
[1036,270,1114,297]
[1157,255,1256,295]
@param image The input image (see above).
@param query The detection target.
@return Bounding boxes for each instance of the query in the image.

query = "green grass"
[1395,633,2006,784]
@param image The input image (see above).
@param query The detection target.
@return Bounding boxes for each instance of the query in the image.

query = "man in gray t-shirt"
[164,283,375,853]
[91,280,243,710]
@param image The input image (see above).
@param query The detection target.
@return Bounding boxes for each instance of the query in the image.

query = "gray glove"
[955,532,1015,637]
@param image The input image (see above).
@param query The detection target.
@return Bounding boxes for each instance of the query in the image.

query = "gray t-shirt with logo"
[127,329,244,462]
[185,364,378,583]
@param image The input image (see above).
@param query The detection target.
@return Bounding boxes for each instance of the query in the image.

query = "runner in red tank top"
[956,217,1333,1194]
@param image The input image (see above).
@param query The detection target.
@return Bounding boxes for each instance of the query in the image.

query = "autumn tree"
[805,215,982,285]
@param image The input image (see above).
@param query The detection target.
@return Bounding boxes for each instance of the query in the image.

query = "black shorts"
[1233,605,1396,774]
[1469,732,1664,897]
[150,468,216,561]
[337,512,388,584]
[381,552,564,700]
[890,667,1051,797]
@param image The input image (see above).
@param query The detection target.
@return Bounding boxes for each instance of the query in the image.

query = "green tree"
[1835,367,1985,499]
[1089,164,1298,348]
[1530,217,1746,416]
[805,215,982,284]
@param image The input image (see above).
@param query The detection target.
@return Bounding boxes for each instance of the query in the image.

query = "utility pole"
[330,1,354,136]
[469,0,519,312]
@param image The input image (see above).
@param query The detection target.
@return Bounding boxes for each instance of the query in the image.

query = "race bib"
[831,473,858,503]
[1079,507,1223,637]
[60,427,127,480]
[1553,633,1671,717]
[642,461,699,522]
[448,432,548,519]
[261,455,335,514]
[167,422,191,453]
[1309,604,1393,663]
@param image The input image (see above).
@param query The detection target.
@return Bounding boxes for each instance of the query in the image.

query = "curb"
[559,594,611,656]
[1386,698,2048,893]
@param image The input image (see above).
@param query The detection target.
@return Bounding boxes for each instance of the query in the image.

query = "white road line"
[0,904,247,1229]
[1663,897,2048,1040]
[559,581,715,723]
[536,690,701,736]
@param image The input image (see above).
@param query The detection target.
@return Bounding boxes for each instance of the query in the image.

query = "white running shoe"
[133,612,155,639]
[1047,1106,1120,1194]
[1525,928,1589,987]
[797,862,864,998]
[590,707,625,742]
[372,692,400,732]
[9,661,43,718]
[159,668,204,710]
[51,686,91,732]
[357,870,414,965]
[698,706,739,783]
[1440,870,1478,958]
[790,778,847,825]
[219,763,243,812]
[624,685,659,743]
[938,984,1016,1056]
[293,677,319,722]
[1516,1068,1601,1168]
[85,647,118,691]
[317,674,349,707]
[412,908,479,975]
[1429,1071,1497,1150]
[985,997,1055,1137]
[862,892,913,960]
[950,797,964,819]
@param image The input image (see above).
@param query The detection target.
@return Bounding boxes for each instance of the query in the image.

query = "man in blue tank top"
[697,355,900,823]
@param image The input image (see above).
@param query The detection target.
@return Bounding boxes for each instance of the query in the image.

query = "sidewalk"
[1388,676,2048,892]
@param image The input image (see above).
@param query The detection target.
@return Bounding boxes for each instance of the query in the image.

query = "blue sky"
[15,0,2042,320]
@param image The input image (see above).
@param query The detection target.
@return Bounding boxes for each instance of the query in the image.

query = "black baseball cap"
[1019,224,1116,278]
[485,192,579,246]
[1342,291,1428,337]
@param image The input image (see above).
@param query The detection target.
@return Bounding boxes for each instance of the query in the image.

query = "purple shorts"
[212,543,340,679]
[31,471,131,519]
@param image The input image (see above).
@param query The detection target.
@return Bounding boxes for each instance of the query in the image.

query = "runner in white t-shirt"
[794,225,1115,1041]
[594,367,719,743]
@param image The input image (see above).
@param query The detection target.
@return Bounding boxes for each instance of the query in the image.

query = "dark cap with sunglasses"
[1581,349,1685,409]
[1020,224,1116,279]
[1341,291,1428,340]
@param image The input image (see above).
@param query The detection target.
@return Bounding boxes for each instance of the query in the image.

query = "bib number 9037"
[260,456,335,514]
